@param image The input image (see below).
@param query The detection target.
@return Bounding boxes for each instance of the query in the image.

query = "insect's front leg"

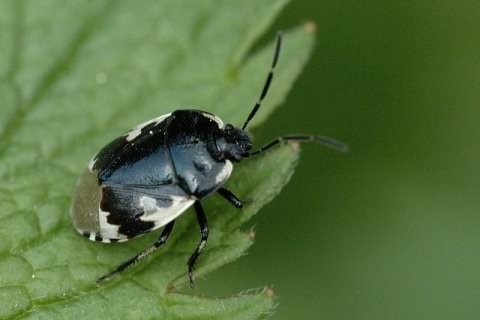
[96,220,175,285]
[217,187,243,208]
[187,201,209,288]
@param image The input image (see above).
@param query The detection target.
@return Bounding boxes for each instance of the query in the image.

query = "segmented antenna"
[248,135,349,156]
[242,32,283,130]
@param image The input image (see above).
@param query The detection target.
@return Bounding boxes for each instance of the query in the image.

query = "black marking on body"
[102,186,166,238]
[100,183,188,238]
[94,119,170,182]
[107,213,155,239]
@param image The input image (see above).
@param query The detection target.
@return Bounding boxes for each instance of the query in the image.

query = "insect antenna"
[242,32,283,130]
[248,134,349,156]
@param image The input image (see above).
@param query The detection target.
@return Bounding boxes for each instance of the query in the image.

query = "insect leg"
[248,135,349,156]
[187,201,209,288]
[217,187,243,208]
[96,220,175,285]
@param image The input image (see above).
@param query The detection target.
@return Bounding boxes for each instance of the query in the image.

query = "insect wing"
[100,183,194,239]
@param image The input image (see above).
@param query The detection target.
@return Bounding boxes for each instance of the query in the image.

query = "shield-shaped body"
[71,110,233,242]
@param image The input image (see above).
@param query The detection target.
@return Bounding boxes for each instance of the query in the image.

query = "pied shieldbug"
[70,32,348,287]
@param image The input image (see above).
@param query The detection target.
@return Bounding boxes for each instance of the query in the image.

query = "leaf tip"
[304,20,317,33]
[265,287,275,298]
[247,228,256,240]
[289,141,301,152]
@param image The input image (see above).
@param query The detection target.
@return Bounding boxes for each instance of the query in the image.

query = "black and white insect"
[70,32,348,287]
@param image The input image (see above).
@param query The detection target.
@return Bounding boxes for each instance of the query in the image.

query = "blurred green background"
[201,1,480,319]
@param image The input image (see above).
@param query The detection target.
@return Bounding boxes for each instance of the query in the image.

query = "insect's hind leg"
[96,220,175,285]
[217,187,243,208]
[187,201,209,288]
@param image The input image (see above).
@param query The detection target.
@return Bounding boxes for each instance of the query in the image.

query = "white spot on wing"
[201,112,224,128]
[98,207,124,240]
[88,156,97,171]
[215,160,233,184]
[139,196,158,214]
[139,195,195,228]
[125,113,171,141]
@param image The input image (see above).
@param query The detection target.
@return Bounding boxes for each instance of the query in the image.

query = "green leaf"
[0,0,314,318]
